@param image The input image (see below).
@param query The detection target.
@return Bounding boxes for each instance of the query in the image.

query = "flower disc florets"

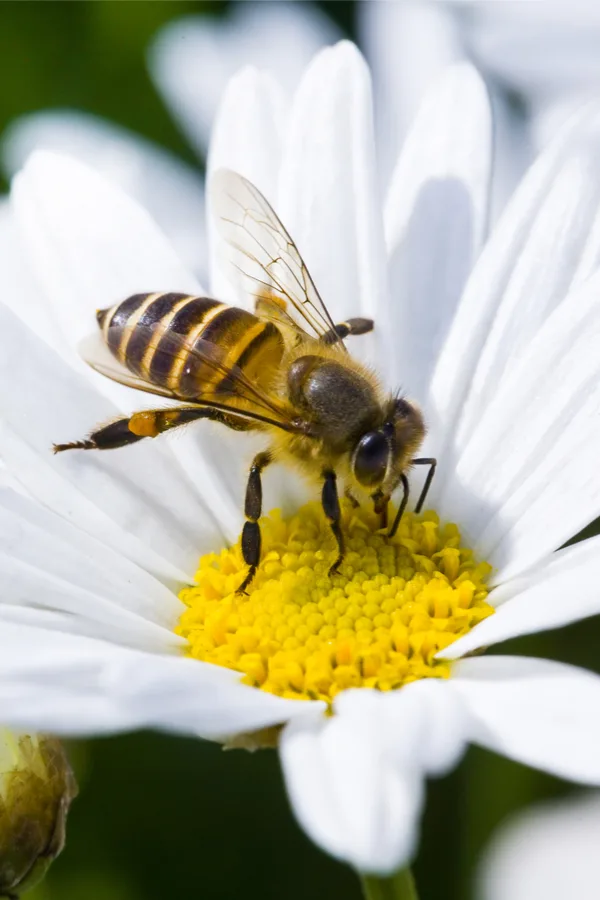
[178,503,493,702]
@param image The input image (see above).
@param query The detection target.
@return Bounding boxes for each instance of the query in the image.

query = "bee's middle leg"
[322,470,345,576]
[238,451,273,594]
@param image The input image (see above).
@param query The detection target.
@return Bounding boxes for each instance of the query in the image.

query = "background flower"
[477,791,600,900]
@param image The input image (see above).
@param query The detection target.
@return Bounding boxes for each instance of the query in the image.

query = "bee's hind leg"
[53,407,255,454]
[238,451,273,594]
[322,470,345,576]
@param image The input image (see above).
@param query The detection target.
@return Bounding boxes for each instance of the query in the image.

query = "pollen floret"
[178,503,493,702]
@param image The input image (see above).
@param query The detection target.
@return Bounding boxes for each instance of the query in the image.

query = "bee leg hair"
[237,451,273,594]
[388,473,410,538]
[322,470,345,576]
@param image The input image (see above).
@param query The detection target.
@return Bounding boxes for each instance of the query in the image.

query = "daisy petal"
[207,66,286,304]
[442,536,600,660]
[445,268,600,577]
[359,0,462,185]
[383,62,491,400]
[451,656,600,784]
[2,110,206,279]
[12,150,201,354]
[149,3,337,156]
[280,691,424,875]
[279,41,388,345]
[0,486,183,650]
[477,793,600,900]
[0,199,67,356]
[0,623,323,739]
[431,103,600,493]
[0,304,220,582]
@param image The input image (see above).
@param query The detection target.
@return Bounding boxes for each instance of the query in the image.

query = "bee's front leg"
[237,451,273,594]
[322,470,345,576]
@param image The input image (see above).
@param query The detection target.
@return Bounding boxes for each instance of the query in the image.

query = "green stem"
[360,869,420,900]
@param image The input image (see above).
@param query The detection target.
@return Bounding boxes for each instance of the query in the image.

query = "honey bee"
[54,170,436,592]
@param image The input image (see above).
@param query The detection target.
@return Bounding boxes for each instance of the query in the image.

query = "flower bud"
[0,730,77,898]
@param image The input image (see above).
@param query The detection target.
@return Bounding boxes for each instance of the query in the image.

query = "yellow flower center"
[178,502,494,702]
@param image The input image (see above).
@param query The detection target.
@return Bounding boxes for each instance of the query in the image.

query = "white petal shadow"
[383,63,491,405]
[358,0,462,187]
[443,268,600,580]
[430,102,600,502]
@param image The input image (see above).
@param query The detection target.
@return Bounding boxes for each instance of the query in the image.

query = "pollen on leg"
[177,502,494,702]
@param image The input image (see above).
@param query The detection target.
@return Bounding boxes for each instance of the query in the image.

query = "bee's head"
[351,398,425,494]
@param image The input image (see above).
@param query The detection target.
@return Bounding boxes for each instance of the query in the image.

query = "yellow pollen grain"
[177,502,494,703]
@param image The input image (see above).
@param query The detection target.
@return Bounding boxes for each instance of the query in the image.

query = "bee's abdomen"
[97,291,283,399]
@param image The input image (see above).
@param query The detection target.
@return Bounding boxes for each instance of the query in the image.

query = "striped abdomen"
[97,292,284,400]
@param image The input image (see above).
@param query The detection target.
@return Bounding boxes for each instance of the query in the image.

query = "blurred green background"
[1,3,598,899]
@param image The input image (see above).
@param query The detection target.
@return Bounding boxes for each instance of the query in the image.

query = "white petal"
[279,41,388,346]
[12,150,201,353]
[383,63,491,402]
[2,110,206,280]
[0,304,221,583]
[477,792,600,900]
[149,2,338,156]
[445,267,600,578]
[0,199,67,357]
[442,535,600,659]
[451,656,600,784]
[280,691,424,875]
[0,486,183,650]
[11,150,243,542]
[0,622,323,738]
[358,0,462,186]
[207,66,286,304]
[430,102,600,497]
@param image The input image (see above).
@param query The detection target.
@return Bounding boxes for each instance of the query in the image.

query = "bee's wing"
[80,332,179,399]
[82,325,303,433]
[211,169,345,349]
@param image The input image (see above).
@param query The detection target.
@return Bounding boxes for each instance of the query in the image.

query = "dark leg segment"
[53,406,253,453]
[321,317,374,345]
[388,473,410,538]
[412,458,437,513]
[322,470,344,575]
[237,451,272,594]
[372,489,390,530]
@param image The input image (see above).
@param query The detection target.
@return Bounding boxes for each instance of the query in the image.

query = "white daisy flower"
[4,42,600,883]
[477,791,600,900]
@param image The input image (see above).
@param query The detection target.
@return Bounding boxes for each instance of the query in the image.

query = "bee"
[54,170,436,592]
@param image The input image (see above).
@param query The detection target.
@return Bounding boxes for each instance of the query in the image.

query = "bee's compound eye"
[353,431,389,487]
